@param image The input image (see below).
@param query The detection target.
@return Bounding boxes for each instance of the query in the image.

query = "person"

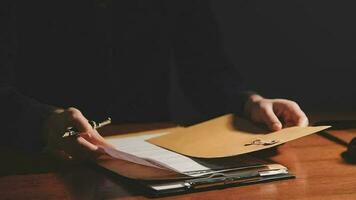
[0,0,308,161]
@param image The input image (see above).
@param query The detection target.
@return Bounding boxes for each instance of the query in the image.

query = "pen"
[62,117,112,138]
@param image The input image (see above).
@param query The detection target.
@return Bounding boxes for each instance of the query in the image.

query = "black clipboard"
[98,154,294,197]
[138,163,294,197]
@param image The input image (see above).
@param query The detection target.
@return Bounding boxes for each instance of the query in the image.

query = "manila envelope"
[148,114,330,158]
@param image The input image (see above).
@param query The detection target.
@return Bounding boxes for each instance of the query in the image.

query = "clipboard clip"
[148,167,290,192]
[184,173,244,189]
[184,168,288,189]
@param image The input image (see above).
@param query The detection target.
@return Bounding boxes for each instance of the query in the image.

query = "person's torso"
[14,0,174,122]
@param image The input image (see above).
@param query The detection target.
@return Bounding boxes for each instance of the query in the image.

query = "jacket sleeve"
[172,0,252,118]
[0,1,55,153]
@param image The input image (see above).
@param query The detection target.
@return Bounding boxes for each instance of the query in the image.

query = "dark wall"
[211,0,356,112]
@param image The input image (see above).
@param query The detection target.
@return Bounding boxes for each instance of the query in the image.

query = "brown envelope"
[148,114,330,158]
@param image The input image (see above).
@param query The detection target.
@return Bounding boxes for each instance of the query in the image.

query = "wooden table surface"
[1,113,356,200]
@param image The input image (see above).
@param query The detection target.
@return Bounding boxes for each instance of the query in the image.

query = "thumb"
[261,105,282,131]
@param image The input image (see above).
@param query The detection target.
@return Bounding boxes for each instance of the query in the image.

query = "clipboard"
[96,114,329,196]
[97,152,294,196]
[97,152,295,197]
[97,132,294,196]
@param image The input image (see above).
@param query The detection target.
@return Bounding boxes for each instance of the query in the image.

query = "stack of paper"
[104,132,213,177]
[102,114,330,177]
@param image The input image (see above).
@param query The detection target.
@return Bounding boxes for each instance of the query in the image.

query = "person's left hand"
[244,94,309,131]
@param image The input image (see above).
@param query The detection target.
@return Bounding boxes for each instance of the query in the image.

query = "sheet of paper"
[104,133,211,176]
[148,114,331,158]
[102,146,162,169]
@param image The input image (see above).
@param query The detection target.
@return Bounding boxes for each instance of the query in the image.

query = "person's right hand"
[43,107,107,162]
[244,94,309,131]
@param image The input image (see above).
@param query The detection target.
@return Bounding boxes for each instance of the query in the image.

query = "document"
[103,131,268,177]
[104,132,212,177]
[101,114,330,177]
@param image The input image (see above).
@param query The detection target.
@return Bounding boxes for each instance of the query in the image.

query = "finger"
[60,137,86,157]
[77,136,99,151]
[58,137,95,161]
[295,112,309,127]
[261,105,283,131]
[76,137,104,160]
[65,107,93,137]
[80,130,108,147]
[277,101,309,127]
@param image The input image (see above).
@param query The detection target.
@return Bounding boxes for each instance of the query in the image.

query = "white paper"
[105,133,210,176]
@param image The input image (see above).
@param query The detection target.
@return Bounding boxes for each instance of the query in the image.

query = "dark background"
[171,0,356,120]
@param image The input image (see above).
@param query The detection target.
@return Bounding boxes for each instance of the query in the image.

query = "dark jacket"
[0,0,247,152]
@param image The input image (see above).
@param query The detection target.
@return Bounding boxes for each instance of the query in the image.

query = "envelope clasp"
[244,139,279,146]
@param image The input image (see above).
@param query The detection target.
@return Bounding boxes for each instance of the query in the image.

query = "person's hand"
[244,94,309,131]
[43,107,107,162]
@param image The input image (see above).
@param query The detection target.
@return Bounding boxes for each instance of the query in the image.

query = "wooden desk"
[1,114,356,200]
